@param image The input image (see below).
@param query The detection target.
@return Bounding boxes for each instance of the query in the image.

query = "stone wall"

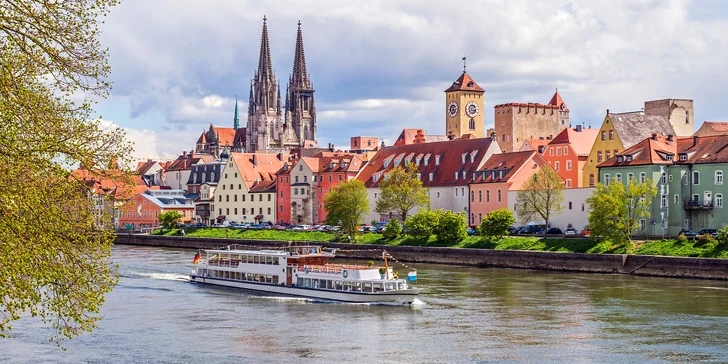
[494,104,566,153]
[116,235,728,280]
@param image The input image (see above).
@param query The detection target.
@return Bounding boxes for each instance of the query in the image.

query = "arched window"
[716,170,723,185]
[469,118,475,130]
[478,213,482,222]
[471,190,474,202]
[497,189,502,202]
[471,213,475,224]
[478,190,482,202]
[486,190,490,202]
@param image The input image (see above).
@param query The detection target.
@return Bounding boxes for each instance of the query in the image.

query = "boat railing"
[206,259,240,268]
[297,264,375,274]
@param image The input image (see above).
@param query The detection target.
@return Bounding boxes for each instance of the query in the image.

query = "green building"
[598,134,728,236]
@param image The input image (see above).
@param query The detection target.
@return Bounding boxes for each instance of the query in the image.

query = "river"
[1,245,727,363]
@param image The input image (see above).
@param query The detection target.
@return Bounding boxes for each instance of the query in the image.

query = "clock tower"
[444,60,485,139]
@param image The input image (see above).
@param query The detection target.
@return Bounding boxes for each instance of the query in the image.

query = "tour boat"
[189,245,423,305]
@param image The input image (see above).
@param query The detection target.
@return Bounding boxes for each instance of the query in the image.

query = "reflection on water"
[0,245,727,363]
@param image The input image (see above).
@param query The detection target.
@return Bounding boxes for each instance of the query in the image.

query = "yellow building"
[582,112,674,187]
[445,70,484,139]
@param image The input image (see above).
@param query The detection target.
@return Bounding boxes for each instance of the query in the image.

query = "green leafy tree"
[433,210,467,245]
[324,180,369,240]
[480,208,516,240]
[404,209,440,240]
[158,211,183,233]
[382,219,402,240]
[515,167,564,237]
[585,179,657,252]
[0,0,131,345]
[375,162,430,222]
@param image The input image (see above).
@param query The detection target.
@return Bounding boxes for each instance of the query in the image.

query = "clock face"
[466,101,479,118]
[447,101,459,118]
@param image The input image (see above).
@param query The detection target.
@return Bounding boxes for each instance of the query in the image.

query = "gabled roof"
[677,135,728,164]
[471,151,547,184]
[233,128,246,147]
[230,153,286,189]
[356,138,496,188]
[521,138,550,152]
[166,154,214,171]
[136,160,161,175]
[214,127,237,146]
[599,134,678,168]
[548,90,568,110]
[196,132,207,144]
[702,121,728,132]
[608,112,674,150]
[393,128,448,146]
[444,72,485,92]
[248,179,276,193]
[548,127,600,156]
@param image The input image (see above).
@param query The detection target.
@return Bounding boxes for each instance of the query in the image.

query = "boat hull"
[190,275,422,305]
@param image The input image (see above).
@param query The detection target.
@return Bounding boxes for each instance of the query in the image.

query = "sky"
[95,0,728,160]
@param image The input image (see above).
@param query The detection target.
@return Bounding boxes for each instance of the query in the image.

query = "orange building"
[350,136,379,152]
[542,126,599,188]
[118,189,195,231]
[468,151,553,226]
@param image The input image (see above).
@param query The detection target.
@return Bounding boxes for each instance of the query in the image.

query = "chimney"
[651,133,658,141]
[606,108,610,115]
[278,152,284,161]
[182,151,187,157]
[539,136,545,140]
[190,150,194,158]
[693,135,699,146]
[252,154,257,166]
[575,125,582,132]
[381,141,385,148]
[667,134,674,142]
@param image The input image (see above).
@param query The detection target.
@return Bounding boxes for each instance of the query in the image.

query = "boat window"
[386,282,395,291]
[267,256,273,265]
[343,281,351,291]
[272,257,279,265]
[327,280,333,289]
[202,269,207,276]
[363,282,372,292]
[224,271,229,279]
[335,281,343,290]
[304,278,311,288]
[373,283,383,292]
[272,276,279,285]
[297,277,304,286]
[352,282,362,292]
[253,256,259,264]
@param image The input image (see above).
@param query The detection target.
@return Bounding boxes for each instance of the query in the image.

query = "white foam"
[135,272,190,282]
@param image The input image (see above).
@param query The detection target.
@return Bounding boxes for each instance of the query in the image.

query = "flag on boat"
[193,252,201,264]
[408,271,417,281]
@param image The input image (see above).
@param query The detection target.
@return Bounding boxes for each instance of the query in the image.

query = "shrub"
[676,234,688,243]
[479,208,516,240]
[383,219,402,240]
[717,227,728,245]
[433,210,467,246]
[405,210,439,239]
[697,233,715,245]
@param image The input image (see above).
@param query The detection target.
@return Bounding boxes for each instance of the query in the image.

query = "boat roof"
[205,249,288,256]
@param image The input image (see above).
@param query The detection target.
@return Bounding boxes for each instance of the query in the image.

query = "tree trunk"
[544,218,549,238]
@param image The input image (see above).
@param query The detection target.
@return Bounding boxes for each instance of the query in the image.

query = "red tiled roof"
[494,102,562,109]
[196,132,207,144]
[471,151,548,183]
[444,73,484,92]
[230,153,286,189]
[214,127,236,146]
[703,121,728,132]
[598,135,677,168]
[393,128,448,146]
[233,128,246,147]
[548,90,568,110]
[522,138,550,151]
[357,138,496,188]
[677,135,728,164]
[248,179,276,193]
[548,127,600,156]
[136,160,161,175]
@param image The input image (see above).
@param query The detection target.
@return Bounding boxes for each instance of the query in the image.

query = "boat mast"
[383,250,389,279]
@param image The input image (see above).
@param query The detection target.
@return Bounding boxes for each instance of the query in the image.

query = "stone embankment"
[115,234,728,280]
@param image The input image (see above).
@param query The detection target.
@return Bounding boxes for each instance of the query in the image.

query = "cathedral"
[246,17,316,153]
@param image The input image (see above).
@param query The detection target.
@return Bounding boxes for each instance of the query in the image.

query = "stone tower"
[284,21,316,145]
[643,99,694,136]
[493,90,569,153]
[444,61,485,139]
[246,16,283,153]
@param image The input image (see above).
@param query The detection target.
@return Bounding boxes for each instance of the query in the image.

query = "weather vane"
[462,55,467,74]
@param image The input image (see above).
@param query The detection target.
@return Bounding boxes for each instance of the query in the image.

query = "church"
[194,17,316,156]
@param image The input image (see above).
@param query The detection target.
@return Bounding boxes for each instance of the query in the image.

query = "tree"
[404,209,440,240]
[480,208,516,240]
[433,210,467,246]
[324,180,369,241]
[0,0,130,345]
[158,211,183,233]
[515,168,564,237]
[375,162,430,222]
[586,179,657,252]
[382,219,402,240]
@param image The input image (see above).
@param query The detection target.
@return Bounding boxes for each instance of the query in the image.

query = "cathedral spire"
[276,82,282,115]
[257,16,274,85]
[233,95,240,130]
[291,20,309,89]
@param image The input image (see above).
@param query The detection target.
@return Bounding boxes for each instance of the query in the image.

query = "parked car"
[697,229,719,237]
[247,224,261,229]
[564,228,577,235]
[467,227,477,236]
[211,223,224,227]
[581,227,591,237]
[678,229,698,238]
[190,223,207,228]
[546,227,563,235]
[293,225,312,231]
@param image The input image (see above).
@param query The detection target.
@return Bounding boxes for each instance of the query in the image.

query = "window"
[601,131,607,140]
[640,219,646,231]
[605,151,611,160]
[455,188,458,197]
[478,190,482,202]
[234,208,238,215]
[661,173,667,185]
[329,175,332,182]
[225,173,228,179]
[589,174,595,187]
[268,207,271,214]
[280,191,283,197]
[669,175,673,182]
[566,161,572,171]
[280,205,283,212]
[597,151,602,163]
[628,173,634,182]
[226,195,229,202]
[243,208,246,215]
[693,171,700,185]
[640,172,646,183]
[604,174,610,185]
[549,148,554,156]
[661,195,667,208]
[339,174,343,181]
[242,195,246,202]
[568,201,573,210]
[486,190,490,202]
[294,189,298,195]
[219,195,222,202]
[674,194,679,204]
[259,195,262,201]
[716,171,723,185]
[555,161,560,171]
[471,190,474,202]
[268,194,271,201]
[295,176,299,183]
[497,189,502,202]
[437,192,440,198]
[556,148,561,156]
[686,110,690,124]
[469,118,475,130]
[717,194,723,208]
[299,165,303,171]
[566,179,572,188]
[615,173,622,183]
[582,203,585,212]
[680,154,687,161]
[609,130,614,140]
[304,176,308,183]
[226,208,229,215]
[564,147,568,155]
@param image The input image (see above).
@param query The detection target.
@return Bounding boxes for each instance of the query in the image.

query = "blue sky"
[96,0,728,160]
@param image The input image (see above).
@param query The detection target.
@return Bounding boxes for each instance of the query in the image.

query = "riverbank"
[116,234,728,280]
[153,228,728,258]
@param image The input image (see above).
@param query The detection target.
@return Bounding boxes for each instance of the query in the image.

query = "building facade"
[509,187,595,232]
[118,190,196,231]
[543,126,599,188]
[444,69,485,139]
[494,90,569,153]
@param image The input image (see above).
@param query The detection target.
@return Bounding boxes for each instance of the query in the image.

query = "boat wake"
[133,272,190,282]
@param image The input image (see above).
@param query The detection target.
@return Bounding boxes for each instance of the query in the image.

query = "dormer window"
[625,155,633,162]
[679,154,687,161]
[429,173,434,181]
[617,156,624,163]
[424,156,429,166]
[499,170,504,179]
[461,154,466,164]
[435,155,441,165]
[666,154,674,161]
[454,172,459,180]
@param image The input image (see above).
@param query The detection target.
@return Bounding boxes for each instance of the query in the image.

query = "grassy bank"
[151,228,728,258]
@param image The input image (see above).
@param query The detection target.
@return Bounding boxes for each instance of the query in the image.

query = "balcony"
[683,199,713,210]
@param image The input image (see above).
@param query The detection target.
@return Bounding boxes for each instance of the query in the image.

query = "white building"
[508,187,595,231]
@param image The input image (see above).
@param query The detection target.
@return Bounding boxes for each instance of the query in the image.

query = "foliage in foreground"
[324,180,369,241]
[383,219,402,240]
[0,0,128,345]
[158,211,182,233]
[375,162,430,222]
[479,208,516,240]
[404,209,440,240]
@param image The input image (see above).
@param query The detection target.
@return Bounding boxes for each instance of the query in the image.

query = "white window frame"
[717,193,723,208]
[627,173,634,182]
[639,172,646,184]
[716,170,723,185]
[660,195,667,208]
[604,174,610,185]
[640,219,646,231]
[615,173,622,183]
[566,160,572,171]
